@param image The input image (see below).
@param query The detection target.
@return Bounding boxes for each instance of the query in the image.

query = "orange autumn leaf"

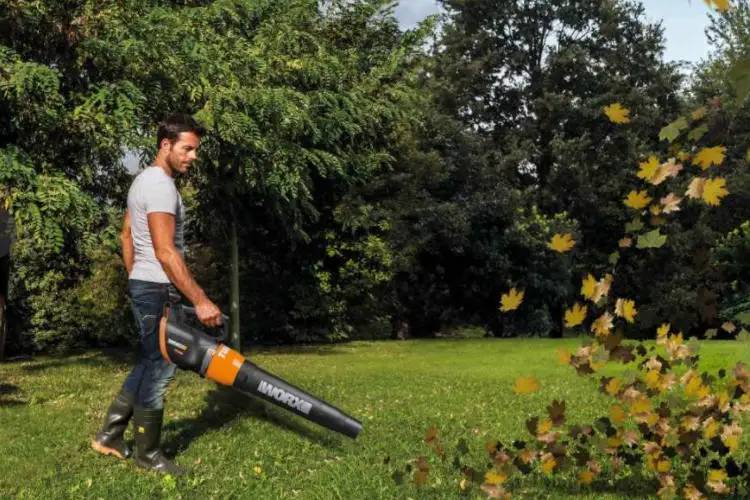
[685,177,706,199]
[557,348,572,365]
[660,193,682,214]
[578,470,595,485]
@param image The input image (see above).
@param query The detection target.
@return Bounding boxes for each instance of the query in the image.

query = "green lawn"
[1,338,748,499]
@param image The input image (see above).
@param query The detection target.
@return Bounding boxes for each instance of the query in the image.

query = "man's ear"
[159,138,171,151]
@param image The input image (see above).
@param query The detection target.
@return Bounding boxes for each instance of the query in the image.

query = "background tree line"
[2,0,750,354]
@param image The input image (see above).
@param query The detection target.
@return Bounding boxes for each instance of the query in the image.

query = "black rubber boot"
[91,390,134,459]
[133,407,185,476]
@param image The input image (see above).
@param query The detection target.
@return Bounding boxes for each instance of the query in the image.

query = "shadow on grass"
[250,344,353,357]
[19,348,135,373]
[0,383,26,407]
[162,385,343,456]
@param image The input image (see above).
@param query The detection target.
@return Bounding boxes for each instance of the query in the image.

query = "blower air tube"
[158,304,362,439]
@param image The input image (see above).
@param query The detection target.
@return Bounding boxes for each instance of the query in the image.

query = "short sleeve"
[142,180,178,215]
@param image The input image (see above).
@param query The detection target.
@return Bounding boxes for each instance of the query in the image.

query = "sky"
[394,0,717,65]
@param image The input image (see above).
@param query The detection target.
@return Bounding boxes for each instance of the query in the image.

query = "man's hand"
[195,298,223,327]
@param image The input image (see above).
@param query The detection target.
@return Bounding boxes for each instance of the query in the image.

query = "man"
[91,114,222,475]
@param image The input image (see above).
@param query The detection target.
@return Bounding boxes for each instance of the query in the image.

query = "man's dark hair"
[156,113,206,149]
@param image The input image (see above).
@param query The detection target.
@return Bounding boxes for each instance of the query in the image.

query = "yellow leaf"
[703,420,720,439]
[619,237,632,248]
[637,156,660,181]
[484,470,507,486]
[541,457,557,474]
[591,311,614,337]
[547,232,576,253]
[564,303,588,327]
[708,469,728,483]
[603,103,631,124]
[644,369,661,390]
[592,274,613,303]
[513,376,540,395]
[253,465,263,475]
[657,460,672,473]
[578,470,594,485]
[624,190,652,210]
[537,419,553,434]
[693,146,726,170]
[657,323,671,338]
[630,397,651,414]
[581,273,597,300]
[615,298,638,323]
[605,378,622,396]
[557,348,571,365]
[499,288,524,312]
[702,177,729,206]
[610,404,626,424]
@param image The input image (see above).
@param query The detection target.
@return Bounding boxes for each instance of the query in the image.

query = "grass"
[0,338,748,499]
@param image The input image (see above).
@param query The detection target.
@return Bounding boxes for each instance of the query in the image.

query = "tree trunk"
[229,213,241,351]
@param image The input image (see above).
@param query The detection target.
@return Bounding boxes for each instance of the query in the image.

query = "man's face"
[163,131,200,174]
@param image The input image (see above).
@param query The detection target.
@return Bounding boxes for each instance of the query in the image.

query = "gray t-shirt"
[127,166,185,283]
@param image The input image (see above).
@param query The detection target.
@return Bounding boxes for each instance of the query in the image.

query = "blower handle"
[180,305,230,342]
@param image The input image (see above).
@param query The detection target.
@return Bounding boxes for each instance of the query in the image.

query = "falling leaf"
[514,376,541,395]
[564,303,588,328]
[702,177,728,206]
[548,233,576,253]
[615,299,638,323]
[657,323,670,338]
[693,146,726,170]
[499,288,524,312]
[603,103,631,124]
[704,0,730,12]
[578,470,595,485]
[660,193,682,213]
[581,274,597,300]
[619,237,633,248]
[625,218,644,233]
[687,124,709,142]
[253,465,263,475]
[721,321,736,333]
[610,404,626,424]
[557,348,571,365]
[592,312,614,337]
[546,400,566,426]
[540,456,557,474]
[605,378,622,396]
[659,117,689,142]
[691,106,708,121]
[484,470,507,486]
[708,469,728,483]
[624,190,652,210]
[686,177,706,199]
[705,328,718,339]
[636,229,667,249]
[637,156,660,181]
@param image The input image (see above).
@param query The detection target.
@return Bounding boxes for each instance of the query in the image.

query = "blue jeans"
[121,279,178,409]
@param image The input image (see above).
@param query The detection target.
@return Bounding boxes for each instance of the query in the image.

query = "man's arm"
[121,210,134,275]
[148,212,222,326]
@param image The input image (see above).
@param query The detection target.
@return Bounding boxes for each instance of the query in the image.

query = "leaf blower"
[158,303,362,439]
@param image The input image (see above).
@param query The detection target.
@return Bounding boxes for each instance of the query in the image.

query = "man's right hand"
[195,298,223,327]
